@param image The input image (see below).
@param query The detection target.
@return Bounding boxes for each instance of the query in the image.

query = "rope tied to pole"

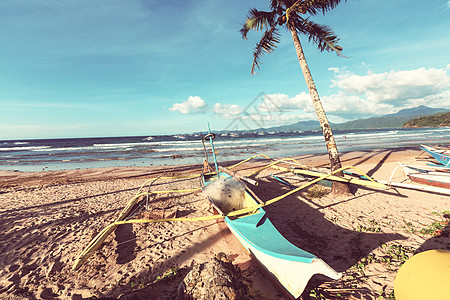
[203,133,215,141]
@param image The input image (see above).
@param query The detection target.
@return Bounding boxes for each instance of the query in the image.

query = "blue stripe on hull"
[226,211,316,264]
[421,146,450,167]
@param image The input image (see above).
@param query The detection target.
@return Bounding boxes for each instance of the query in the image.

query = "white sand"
[0,148,449,299]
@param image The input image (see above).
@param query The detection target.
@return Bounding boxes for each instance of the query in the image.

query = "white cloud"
[256,91,377,121]
[249,66,450,124]
[330,67,449,107]
[258,112,318,124]
[168,66,450,127]
[212,103,242,119]
[169,96,208,114]
[321,92,388,117]
[322,66,450,120]
[406,90,450,109]
[258,93,314,112]
[224,111,318,130]
[210,95,316,127]
[328,67,340,74]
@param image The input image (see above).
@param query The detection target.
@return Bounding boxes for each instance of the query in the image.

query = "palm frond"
[251,27,281,74]
[286,0,306,15]
[292,15,344,56]
[269,0,286,12]
[240,9,277,39]
[289,0,346,16]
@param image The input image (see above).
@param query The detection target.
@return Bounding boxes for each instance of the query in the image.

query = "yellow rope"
[247,157,305,176]
[227,153,308,175]
[140,188,201,195]
[72,155,384,271]
[227,154,273,169]
[72,175,203,271]
[227,154,379,188]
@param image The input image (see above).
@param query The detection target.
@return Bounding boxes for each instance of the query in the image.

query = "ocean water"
[1,127,449,172]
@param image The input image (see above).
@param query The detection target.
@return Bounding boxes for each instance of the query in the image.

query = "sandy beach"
[1,148,449,299]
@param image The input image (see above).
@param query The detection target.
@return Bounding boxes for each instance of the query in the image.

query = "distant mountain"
[257,106,450,132]
[259,120,320,132]
[403,112,450,128]
[333,106,450,130]
[391,105,447,116]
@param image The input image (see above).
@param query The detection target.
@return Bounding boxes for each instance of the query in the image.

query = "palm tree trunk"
[290,29,350,195]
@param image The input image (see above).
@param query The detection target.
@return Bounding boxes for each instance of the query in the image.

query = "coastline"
[2,127,449,173]
[1,148,449,299]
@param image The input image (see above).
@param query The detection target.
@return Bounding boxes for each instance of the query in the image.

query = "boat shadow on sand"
[92,169,447,300]
[254,179,406,270]
[247,176,407,296]
[109,177,409,300]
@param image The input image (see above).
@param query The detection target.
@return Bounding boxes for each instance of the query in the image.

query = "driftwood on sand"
[177,253,248,300]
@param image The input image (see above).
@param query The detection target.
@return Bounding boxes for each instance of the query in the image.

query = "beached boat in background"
[421,144,450,155]
[420,145,450,167]
[401,164,450,190]
[201,172,341,299]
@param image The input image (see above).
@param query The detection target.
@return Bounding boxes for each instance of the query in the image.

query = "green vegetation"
[355,219,382,233]
[126,267,181,290]
[403,112,450,128]
[376,290,396,300]
[402,211,450,236]
[326,216,339,223]
[302,212,449,299]
[402,221,417,234]
[334,115,414,130]
[154,267,179,282]
[305,186,329,199]
[420,211,450,237]
[353,253,377,273]
[307,242,415,299]
[350,243,414,274]
[356,225,382,233]
[381,245,412,268]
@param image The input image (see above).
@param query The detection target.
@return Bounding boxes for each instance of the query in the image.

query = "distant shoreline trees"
[403,112,450,128]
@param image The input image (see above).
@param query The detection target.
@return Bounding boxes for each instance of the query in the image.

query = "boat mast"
[207,123,220,178]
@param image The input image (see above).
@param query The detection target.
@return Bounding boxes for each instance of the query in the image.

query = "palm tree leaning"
[241,0,350,194]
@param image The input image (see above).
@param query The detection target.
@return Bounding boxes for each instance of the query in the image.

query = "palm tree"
[241,0,349,194]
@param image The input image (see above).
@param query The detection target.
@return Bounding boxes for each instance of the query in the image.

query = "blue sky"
[1,0,449,139]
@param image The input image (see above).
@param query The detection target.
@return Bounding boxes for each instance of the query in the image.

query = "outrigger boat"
[377,163,450,196]
[73,127,395,297]
[421,144,450,155]
[200,131,341,299]
[400,164,450,190]
[420,145,450,167]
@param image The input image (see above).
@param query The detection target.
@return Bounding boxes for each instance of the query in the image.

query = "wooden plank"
[377,180,450,196]
[218,166,258,186]
[272,165,388,189]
